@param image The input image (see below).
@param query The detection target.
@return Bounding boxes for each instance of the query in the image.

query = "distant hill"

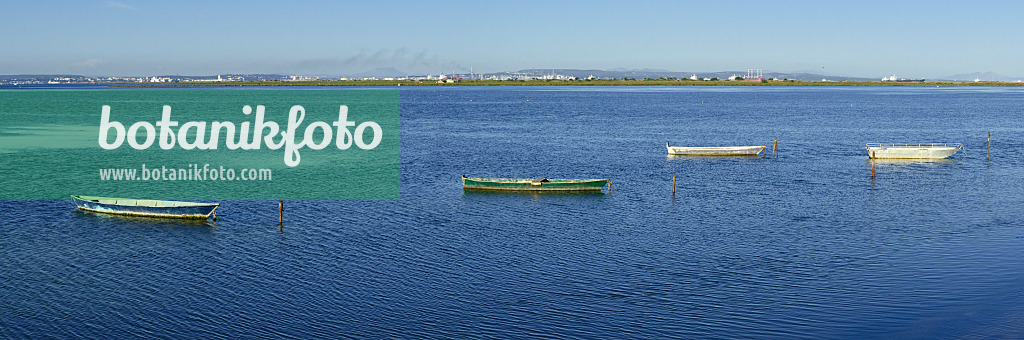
[219,73,287,80]
[21,69,1018,83]
[607,68,672,73]
[142,74,291,81]
[942,72,1022,82]
[484,69,874,81]
[0,74,85,80]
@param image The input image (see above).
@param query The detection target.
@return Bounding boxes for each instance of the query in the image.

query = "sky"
[2,0,1022,79]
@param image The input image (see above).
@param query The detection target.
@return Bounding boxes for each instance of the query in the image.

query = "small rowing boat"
[71,195,219,220]
[865,143,963,159]
[666,142,766,156]
[461,176,609,191]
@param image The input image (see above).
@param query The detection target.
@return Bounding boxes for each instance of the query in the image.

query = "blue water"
[3,86,1024,338]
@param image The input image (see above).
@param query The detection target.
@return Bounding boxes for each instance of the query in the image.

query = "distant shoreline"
[112,79,1024,87]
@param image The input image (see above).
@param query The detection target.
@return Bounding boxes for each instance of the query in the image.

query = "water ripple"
[4,87,1024,338]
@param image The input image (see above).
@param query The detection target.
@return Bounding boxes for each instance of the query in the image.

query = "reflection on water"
[5,86,1024,339]
[867,158,957,166]
[462,188,609,200]
[867,158,960,174]
[666,154,766,160]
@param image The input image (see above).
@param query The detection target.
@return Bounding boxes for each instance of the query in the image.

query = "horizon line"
[1,68,1018,81]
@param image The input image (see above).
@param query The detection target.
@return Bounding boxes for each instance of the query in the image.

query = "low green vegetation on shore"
[114,78,1024,87]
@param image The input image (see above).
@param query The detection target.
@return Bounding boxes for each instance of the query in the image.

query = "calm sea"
[2,85,1023,339]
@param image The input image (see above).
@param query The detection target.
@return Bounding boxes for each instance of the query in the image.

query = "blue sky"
[2,0,1022,78]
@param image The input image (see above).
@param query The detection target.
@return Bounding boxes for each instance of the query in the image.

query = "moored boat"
[666,142,766,156]
[71,195,219,219]
[865,143,963,159]
[462,176,609,191]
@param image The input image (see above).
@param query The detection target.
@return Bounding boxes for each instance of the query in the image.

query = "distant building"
[882,74,924,82]
[745,69,763,81]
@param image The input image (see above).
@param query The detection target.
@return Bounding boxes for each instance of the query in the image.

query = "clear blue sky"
[2,0,1022,78]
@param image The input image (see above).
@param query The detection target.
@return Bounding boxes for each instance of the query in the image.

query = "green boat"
[462,176,609,191]
[71,195,219,220]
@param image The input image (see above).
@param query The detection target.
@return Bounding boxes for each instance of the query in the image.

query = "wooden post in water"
[988,131,991,160]
[672,174,676,196]
[773,137,778,158]
[871,151,875,177]
[278,200,284,225]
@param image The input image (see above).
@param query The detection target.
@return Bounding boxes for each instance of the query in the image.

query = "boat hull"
[71,195,219,219]
[462,177,609,191]
[866,143,962,159]
[666,144,766,156]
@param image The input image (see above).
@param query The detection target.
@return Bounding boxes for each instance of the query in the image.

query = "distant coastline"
[111,79,1024,87]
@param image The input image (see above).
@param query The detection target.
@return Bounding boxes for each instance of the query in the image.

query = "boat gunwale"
[666,146,767,151]
[865,142,963,149]
[461,177,609,184]
[71,195,220,208]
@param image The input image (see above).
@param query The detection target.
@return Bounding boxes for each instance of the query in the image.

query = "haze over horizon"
[2,0,1022,79]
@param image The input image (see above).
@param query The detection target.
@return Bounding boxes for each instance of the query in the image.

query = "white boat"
[666,142,766,156]
[865,143,963,159]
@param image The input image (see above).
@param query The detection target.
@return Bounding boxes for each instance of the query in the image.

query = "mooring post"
[988,131,991,160]
[278,200,283,225]
[672,174,677,196]
[871,151,875,177]
[773,137,778,158]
